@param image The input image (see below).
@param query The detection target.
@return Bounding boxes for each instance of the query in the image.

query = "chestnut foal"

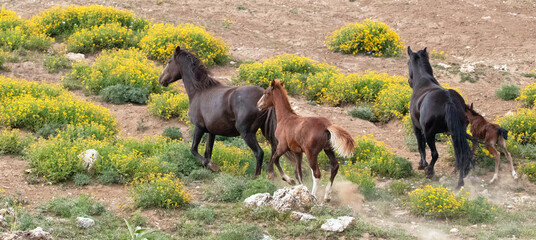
[466,103,517,183]
[257,80,355,201]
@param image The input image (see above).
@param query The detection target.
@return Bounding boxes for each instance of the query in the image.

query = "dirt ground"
[1,0,536,239]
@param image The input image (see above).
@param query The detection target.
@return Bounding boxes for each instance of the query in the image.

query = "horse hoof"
[289,179,296,186]
[206,162,220,172]
[324,197,331,203]
[418,165,427,170]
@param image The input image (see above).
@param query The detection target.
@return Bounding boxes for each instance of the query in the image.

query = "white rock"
[76,217,95,229]
[290,211,316,221]
[460,63,475,73]
[321,216,355,232]
[1,227,55,240]
[0,215,5,226]
[450,228,459,233]
[493,64,508,71]
[78,149,99,171]
[436,63,451,69]
[270,185,315,212]
[244,193,272,208]
[262,234,273,240]
[66,52,85,62]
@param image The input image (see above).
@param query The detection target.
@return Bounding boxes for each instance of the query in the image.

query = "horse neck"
[272,88,296,121]
[467,114,487,133]
[180,63,220,99]
[412,61,440,89]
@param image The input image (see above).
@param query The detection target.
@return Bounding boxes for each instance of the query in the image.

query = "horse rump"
[498,128,508,140]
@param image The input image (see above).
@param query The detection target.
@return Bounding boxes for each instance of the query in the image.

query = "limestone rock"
[290,211,316,221]
[76,217,95,229]
[321,216,355,232]
[244,193,272,208]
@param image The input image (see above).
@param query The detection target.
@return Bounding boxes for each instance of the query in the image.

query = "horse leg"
[191,126,216,171]
[498,138,518,180]
[424,133,439,179]
[413,126,428,170]
[306,151,321,200]
[323,149,339,202]
[241,132,264,179]
[272,143,296,185]
[274,152,299,186]
[487,142,501,184]
[203,132,220,172]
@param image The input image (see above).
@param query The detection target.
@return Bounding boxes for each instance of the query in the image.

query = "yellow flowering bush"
[346,135,413,178]
[0,128,34,155]
[210,142,253,176]
[496,108,536,145]
[68,48,163,95]
[139,23,228,65]
[236,54,339,97]
[147,90,189,120]
[409,185,466,218]
[0,76,63,101]
[341,161,376,192]
[521,163,536,183]
[0,7,53,50]
[129,173,192,209]
[325,19,404,57]
[374,82,412,121]
[0,78,117,132]
[66,23,140,54]
[518,82,536,107]
[30,5,149,38]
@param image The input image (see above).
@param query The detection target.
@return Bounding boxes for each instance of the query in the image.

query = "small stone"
[230,61,237,65]
[262,234,273,240]
[25,169,32,174]
[66,52,85,62]
[450,228,459,233]
[290,211,316,221]
[76,217,95,229]
[321,216,355,232]
[78,149,99,171]
[244,193,272,208]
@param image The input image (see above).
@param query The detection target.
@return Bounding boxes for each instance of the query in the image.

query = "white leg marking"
[490,173,499,183]
[513,170,518,180]
[324,184,332,201]
[312,177,320,197]
[282,173,292,183]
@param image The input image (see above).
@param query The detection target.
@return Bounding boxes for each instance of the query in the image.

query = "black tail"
[445,101,474,177]
[498,128,508,140]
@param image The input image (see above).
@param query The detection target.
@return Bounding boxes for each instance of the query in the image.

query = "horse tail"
[498,128,508,140]
[327,125,355,158]
[445,101,474,177]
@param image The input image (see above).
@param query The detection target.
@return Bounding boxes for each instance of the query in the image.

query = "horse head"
[407,46,434,88]
[257,79,285,110]
[158,46,183,87]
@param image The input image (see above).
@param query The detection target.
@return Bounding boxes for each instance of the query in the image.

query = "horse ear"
[174,46,181,55]
[280,80,285,87]
[423,47,427,53]
[270,79,276,87]
[470,103,473,110]
[407,46,413,56]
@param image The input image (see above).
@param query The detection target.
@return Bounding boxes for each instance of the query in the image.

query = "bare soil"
[1,0,536,239]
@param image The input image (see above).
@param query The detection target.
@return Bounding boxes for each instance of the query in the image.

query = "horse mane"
[415,50,440,85]
[272,81,296,114]
[177,50,222,90]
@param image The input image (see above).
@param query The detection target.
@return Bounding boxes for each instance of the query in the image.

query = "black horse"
[158,46,293,179]
[407,47,473,188]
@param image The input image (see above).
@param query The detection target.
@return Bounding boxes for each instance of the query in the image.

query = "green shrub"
[31,5,149,38]
[211,142,255,176]
[100,84,149,104]
[158,142,202,177]
[162,127,183,141]
[341,161,376,194]
[236,54,339,97]
[44,194,106,218]
[66,23,140,54]
[0,7,53,51]
[0,128,34,154]
[463,196,496,224]
[71,48,163,95]
[139,23,228,65]
[241,177,277,199]
[97,169,123,185]
[147,91,189,120]
[325,19,404,57]
[73,173,92,186]
[44,54,71,73]
[62,63,90,90]
[185,205,215,224]
[389,180,410,196]
[347,135,413,178]
[204,173,246,202]
[521,162,536,183]
[518,83,536,107]
[495,84,520,101]
[496,108,536,145]
[349,105,375,121]
[187,168,215,181]
[374,82,411,122]
[214,223,264,240]
[129,173,191,209]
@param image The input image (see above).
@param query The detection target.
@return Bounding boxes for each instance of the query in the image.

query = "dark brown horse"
[407,47,473,188]
[257,79,355,201]
[466,103,517,183]
[159,46,290,177]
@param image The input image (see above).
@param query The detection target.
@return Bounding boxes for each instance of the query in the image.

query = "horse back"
[411,87,466,134]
